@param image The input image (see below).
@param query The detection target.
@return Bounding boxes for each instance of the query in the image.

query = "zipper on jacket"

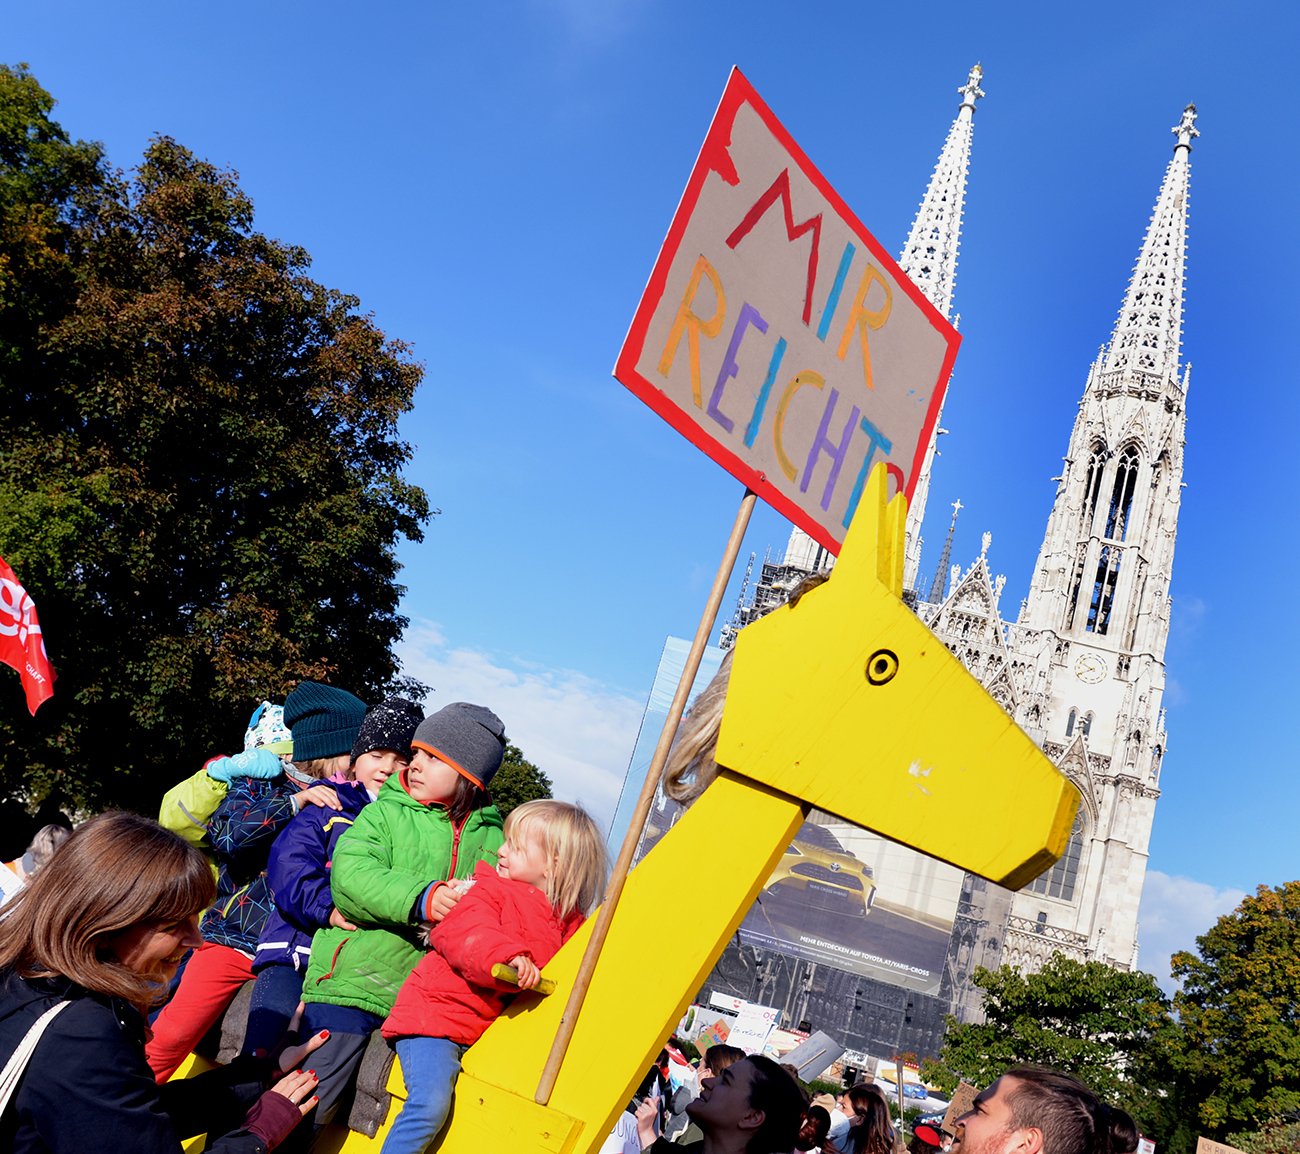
[315,936,351,985]
[448,815,466,879]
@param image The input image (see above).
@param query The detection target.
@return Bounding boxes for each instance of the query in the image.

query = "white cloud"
[395,621,645,833]
[1137,870,1246,994]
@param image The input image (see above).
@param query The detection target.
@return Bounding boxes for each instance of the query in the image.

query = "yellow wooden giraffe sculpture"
[213,464,1079,1153]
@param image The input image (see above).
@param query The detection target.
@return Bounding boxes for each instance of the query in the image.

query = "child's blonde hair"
[503,800,608,919]
[294,754,347,780]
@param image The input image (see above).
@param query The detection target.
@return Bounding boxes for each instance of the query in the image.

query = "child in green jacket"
[298,702,507,1130]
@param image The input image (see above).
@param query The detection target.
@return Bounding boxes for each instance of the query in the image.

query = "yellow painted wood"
[307,1065,583,1154]
[718,464,1079,887]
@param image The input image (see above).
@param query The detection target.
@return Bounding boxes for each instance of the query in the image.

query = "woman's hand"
[243,1069,321,1149]
[270,1068,320,1117]
[509,953,541,989]
[275,1028,330,1079]
[294,784,342,811]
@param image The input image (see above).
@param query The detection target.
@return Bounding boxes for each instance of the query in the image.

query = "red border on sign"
[614,67,960,557]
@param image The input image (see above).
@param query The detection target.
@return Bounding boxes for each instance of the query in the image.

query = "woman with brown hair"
[842,1084,896,1154]
[0,811,325,1153]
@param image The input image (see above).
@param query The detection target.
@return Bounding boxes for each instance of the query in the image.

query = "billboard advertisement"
[736,811,964,996]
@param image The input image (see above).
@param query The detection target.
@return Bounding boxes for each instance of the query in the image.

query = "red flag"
[0,556,56,715]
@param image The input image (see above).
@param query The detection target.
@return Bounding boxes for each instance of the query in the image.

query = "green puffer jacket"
[299,772,503,1018]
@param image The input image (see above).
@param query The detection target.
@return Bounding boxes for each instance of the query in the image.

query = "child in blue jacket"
[145,684,367,1081]
[244,696,424,1056]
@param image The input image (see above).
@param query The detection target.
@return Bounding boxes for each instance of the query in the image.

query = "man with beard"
[635,1054,804,1154]
[952,1069,1137,1154]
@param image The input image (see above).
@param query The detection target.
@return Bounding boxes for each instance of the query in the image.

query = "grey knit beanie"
[283,681,369,762]
[410,702,507,788]
[351,696,424,762]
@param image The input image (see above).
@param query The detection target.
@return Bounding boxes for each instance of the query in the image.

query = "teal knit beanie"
[283,681,368,762]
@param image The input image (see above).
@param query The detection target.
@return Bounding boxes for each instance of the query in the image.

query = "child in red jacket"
[379,800,609,1154]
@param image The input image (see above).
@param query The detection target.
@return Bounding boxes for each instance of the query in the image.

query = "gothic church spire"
[1008,108,1198,971]
[1101,104,1197,381]
[1020,106,1196,642]
[900,64,984,592]
[897,64,984,319]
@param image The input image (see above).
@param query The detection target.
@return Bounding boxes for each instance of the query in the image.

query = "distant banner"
[0,556,55,715]
[616,68,959,554]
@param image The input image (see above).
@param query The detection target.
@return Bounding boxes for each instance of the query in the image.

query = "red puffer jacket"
[382,861,583,1046]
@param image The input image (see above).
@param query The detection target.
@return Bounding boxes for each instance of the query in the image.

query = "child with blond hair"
[379,799,609,1153]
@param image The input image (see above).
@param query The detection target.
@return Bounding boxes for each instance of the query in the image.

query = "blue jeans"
[381,1037,465,1154]
[241,963,305,1056]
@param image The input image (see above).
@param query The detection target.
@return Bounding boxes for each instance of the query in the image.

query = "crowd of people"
[0,680,1141,1154]
[616,1057,1140,1154]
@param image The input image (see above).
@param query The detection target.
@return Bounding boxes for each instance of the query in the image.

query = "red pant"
[146,941,252,1082]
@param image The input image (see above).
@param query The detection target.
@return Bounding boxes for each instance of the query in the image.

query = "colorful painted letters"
[617,68,958,554]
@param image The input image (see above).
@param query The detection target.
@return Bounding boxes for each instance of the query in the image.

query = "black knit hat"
[283,681,369,762]
[351,696,424,763]
[410,702,507,788]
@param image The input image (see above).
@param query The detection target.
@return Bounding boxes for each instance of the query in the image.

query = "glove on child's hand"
[207,748,284,783]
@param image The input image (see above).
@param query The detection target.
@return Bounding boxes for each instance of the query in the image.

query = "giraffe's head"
[718,464,1079,889]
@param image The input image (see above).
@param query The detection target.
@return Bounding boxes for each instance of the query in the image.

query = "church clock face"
[1074,653,1107,684]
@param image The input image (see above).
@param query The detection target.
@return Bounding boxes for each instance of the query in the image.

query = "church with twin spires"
[721,65,1196,1019]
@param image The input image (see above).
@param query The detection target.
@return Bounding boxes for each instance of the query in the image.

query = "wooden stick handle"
[534,488,758,1104]
[491,962,556,996]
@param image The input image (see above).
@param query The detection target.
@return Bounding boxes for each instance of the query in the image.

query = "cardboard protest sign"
[697,1019,732,1051]
[942,1081,978,1134]
[615,68,959,554]
[1196,1140,1244,1154]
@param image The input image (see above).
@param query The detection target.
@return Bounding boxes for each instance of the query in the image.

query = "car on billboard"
[765,823,877,917]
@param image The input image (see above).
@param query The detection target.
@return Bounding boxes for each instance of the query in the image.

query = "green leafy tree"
[922,955,1170,1127]
[1225,1120,1300,1154]
[0,65,430,814]
[489,743,553,818]
[1163,883,1300,1144]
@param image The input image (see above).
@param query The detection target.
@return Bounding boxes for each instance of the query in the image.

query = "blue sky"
[11,1,1296,983]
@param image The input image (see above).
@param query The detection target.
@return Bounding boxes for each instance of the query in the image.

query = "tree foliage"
[922,955,1169,1126]
[490,743,554,819]
[1165,882,1300,1141]
[0,65,430,813]
[1225,1120,1300,1154]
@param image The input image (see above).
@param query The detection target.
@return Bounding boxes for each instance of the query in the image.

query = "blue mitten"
[206,748,284,783]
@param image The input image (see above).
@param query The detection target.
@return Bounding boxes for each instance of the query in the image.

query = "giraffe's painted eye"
[865,649,899,685]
